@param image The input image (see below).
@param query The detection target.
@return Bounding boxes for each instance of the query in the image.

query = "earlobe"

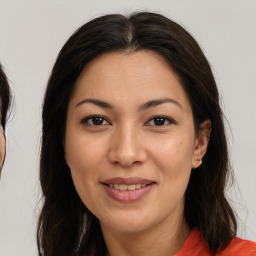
[192,120,211,169]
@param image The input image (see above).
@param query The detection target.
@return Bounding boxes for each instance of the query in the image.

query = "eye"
[145,116,174,126]
[81,115,110,126]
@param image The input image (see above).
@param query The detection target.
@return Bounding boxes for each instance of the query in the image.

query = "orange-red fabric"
[175,228,256,256]
[92,228,256,255]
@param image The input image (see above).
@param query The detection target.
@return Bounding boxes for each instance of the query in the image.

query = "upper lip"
[100,177,155,185]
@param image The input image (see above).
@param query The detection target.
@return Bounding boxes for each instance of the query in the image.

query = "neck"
[101,213,190,256]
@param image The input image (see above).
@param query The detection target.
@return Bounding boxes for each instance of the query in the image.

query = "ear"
[192,120,211,169]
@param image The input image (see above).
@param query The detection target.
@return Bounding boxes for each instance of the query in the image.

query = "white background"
[0,0,255,255]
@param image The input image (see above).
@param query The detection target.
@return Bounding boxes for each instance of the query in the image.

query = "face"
[0,113,5,170]
[64,51,206,234]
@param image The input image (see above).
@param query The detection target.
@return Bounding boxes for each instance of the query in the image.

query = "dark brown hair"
[0,63,11,173]
[0,63,11,129]
[38,12,237,256]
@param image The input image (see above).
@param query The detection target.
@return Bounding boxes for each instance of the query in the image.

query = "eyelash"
[145,115,175,127]
[81,115,175,127]
[81,115,111,126]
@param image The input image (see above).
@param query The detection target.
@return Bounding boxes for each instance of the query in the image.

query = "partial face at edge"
[0,110,5,170]
[64,51,210,233]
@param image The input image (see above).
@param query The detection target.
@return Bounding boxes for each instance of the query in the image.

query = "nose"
[107,124,147,168]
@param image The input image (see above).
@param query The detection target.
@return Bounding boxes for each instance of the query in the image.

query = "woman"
[0,63,11,172]
[37,12,256,255]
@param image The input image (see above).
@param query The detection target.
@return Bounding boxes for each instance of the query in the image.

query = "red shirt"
[176,228,256,256]
[92,228,256,255]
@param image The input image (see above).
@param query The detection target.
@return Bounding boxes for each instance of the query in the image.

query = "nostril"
[107,140,147,167]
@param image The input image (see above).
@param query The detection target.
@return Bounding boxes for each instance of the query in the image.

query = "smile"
[101,177,156,203]
[106,184,147,191]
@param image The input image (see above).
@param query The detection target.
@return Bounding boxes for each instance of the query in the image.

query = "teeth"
[128,185,135,190]
[135,184,142,189]
[109,184,148,191]
[119,184,127,191]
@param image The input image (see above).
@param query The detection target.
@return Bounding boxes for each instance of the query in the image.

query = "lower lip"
[102,183,155,203]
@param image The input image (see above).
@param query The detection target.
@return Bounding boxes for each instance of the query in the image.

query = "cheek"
[150,135,194,171]
[64,131,108,205]
[148,135,194,196]
[65,131,105,171]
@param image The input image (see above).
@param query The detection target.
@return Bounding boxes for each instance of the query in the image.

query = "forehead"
[71,51,190,110]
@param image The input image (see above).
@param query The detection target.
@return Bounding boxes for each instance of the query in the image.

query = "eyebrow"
[76,99,113,109]
[76,97,182,110]
[139,98,182,111]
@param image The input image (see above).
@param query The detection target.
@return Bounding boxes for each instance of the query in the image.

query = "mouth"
[100,177,156,203]
[102,183,154,191]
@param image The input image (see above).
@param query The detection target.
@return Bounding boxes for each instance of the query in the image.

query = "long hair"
[38,12,237,255]
[0,63,11,129]
[0,63,11,174]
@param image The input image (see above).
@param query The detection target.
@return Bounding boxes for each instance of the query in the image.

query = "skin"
[64,51,210,256]
[0,114,5,170]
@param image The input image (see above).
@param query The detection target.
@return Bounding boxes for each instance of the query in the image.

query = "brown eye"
[91,116,104,125]
[82,115,110,126]
[146,116,174,126]
[153,117,166,126]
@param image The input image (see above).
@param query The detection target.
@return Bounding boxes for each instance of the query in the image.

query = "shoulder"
[176,228,256,256]
[175,228,211,255]
[220,237,256,256]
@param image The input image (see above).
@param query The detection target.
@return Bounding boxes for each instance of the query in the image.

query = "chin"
[101,220,150,233]
[98,209,156,233]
